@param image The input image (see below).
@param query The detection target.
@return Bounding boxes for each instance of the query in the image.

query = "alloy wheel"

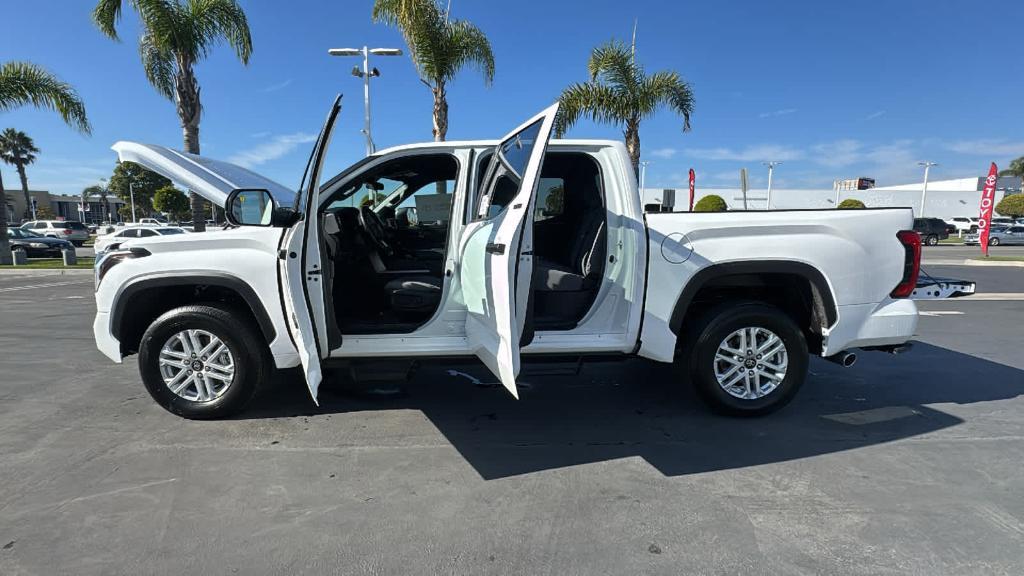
[158,329,235,402]
[713,326,788,400]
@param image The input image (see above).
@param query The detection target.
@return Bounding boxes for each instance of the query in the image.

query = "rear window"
[50,222,69,229]
[65,221,87,230]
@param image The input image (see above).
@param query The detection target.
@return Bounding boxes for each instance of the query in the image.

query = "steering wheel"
[359,206,393,256]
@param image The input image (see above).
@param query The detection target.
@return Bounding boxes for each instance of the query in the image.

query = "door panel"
[458,103,559,397]
[279,96,342,402]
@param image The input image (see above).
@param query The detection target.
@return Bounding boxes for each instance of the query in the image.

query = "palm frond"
[139,33,175,99]
[554,81,626,137]
[188,0,253,65]
[587,40,638,89]
[442,19,494,85]
[0,62,91,134]
[639,70,694,130]
[92,0,125,40]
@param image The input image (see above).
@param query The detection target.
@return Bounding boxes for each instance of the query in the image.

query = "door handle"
[485,242,506,255]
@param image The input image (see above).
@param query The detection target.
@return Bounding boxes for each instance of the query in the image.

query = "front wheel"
[680,302,809,416]
[925,234,939,246]
[138,304,267,419]
[989,237,1000,246]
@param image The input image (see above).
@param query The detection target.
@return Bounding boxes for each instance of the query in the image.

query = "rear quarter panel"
[640,208,915,362]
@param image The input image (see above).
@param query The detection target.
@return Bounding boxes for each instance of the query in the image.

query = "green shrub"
[995,193,1024,218]
[837,198,866,209]
[693,194,727,212]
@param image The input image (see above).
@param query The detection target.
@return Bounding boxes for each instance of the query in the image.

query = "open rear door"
[278,96,342,403]
[458,103,559,398]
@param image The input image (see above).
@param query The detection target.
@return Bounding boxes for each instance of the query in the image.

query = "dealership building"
[643,175,1022,218]
[3,189,126,225]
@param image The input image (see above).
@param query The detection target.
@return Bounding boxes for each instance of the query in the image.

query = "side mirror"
[225,188,280,227]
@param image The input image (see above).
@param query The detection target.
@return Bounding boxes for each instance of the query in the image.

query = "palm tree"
[0,61,90,264]
[554,39,695,176]
[0,129,40,220]
[92,0,253,231]
[83,182,111,223]
[1000,156,1024,196]
[373,0,495,141]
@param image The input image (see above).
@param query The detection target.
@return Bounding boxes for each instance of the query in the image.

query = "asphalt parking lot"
[1,252,1022,575]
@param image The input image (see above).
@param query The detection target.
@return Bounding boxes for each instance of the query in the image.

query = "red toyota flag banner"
[688,169,695,211]
[978,162,999,256]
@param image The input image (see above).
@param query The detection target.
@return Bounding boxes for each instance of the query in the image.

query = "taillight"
[63,229,73,235]
[891,230,921,298]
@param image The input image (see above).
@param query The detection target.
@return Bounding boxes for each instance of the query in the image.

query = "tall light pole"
[129,180,136,223]
[329,46,403,156]
[762,161,782,209]
[917,161,937,217]
[639,161,650,194]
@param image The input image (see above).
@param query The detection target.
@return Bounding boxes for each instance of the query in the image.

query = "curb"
[0,268,93,276]
[923,259,1024,267]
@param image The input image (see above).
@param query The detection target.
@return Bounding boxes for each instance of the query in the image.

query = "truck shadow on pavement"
[243,341,1023,480]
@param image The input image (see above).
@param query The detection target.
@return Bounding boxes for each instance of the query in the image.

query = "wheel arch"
[668,260,838,355]
[111,273,276,356]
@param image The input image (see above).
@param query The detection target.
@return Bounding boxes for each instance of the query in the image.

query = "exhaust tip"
[825,351,857,368]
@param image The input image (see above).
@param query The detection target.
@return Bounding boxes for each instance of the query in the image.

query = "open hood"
[111,142,296,208]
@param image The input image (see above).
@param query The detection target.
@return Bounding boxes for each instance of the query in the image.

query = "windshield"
[7,228,41,239]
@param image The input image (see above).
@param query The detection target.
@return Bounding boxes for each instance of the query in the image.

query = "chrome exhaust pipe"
[825,351,857,367]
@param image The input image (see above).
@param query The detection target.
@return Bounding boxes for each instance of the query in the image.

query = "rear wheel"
[679,302,809,416]
[138,304,266,419]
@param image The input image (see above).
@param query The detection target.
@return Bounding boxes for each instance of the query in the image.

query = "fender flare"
[110,273,277,344]
[667,260,838,335]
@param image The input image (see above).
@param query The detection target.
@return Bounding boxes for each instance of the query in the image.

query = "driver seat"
[384,275,442,316]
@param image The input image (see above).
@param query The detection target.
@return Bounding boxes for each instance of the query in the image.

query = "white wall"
[641,187,1013,218]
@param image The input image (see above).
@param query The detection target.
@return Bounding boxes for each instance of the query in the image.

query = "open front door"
[458,103,559,398]
[279,96,342,403]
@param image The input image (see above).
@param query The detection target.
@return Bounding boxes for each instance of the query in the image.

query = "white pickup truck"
[94,98,933,419]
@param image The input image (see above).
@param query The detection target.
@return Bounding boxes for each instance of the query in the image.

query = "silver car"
[20,220,91,246]
[964,225,1024,246]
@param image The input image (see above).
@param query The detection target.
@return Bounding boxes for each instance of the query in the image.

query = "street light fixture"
[329,46,403,156]
[762,161,782,209]
[917,161,938,217]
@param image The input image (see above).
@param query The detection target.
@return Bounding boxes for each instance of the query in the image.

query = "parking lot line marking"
[963,293,1024,301]
[920,311,965,316]
[0,280,91,293]
[822,406,920,425]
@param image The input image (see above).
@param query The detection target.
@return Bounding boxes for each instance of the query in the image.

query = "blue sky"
[2,0,1023,196]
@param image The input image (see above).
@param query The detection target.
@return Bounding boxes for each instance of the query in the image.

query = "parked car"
[94,226,188,253]
[6,227,74,257]
[964,225,1024,246]
[94,99,960,420]
[137,218,169,227]
[20,220,90,246]
[913,218,950,245]
[944,217,977,233]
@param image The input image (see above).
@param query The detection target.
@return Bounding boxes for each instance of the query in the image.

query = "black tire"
[925,234,938,246]
[679,302,809,417]
[138,304,267,419]
[989,237,1000,246]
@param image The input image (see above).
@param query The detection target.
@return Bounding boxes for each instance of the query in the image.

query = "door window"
[535,178,565,221]
[138,229,158,237]
[474,120,545,220]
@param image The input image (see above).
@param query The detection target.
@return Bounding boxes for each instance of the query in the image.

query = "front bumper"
[93,310,122,363]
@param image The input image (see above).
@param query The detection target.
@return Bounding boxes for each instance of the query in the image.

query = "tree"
[373,0,494,141]
[0,129,39,219]
[153,185,191,220]
[93,0,253,232]
[359,191,387,208]
[0,60,90,264]
[35,205,55,220]
[107,161,171,222]
[838,198,866,209]
[1000,156,1024,196]
[82,183,112,222]
[554,39,694,176]
[995,194,1024,218]
[693,194,727,212]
